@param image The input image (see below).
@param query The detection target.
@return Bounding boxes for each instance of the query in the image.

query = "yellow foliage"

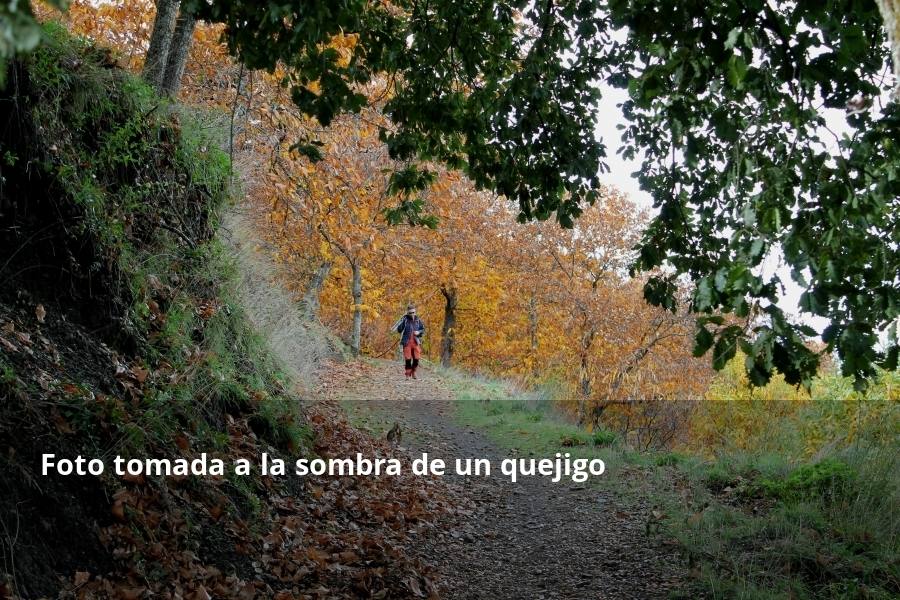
[686,354,809,454]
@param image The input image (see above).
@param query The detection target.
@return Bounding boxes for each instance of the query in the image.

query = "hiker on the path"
[393,304,424,379]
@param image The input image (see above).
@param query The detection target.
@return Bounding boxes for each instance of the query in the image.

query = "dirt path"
[329,360,686,600]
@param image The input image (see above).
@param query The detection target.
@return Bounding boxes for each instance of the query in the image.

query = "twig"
[0,502,22,596]
[230,62,245,179]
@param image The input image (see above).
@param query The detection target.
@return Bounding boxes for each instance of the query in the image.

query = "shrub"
[654,452,684,467]
[704,465,742,493]
[592,429,616,447]
[758,459,854,502]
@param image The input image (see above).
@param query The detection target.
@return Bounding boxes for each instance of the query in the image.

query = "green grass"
[440,368,653,484]
[440,363,900,600]
[660,436,899,599]
[452,377,586,451]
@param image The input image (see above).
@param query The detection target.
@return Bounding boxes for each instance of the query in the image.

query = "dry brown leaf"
[51,410,74,434]
[174,433,191,453]
[111,499,126,522]
[192,585,212,600]
[121,472,146,485]
[146,274,163,292]
[306,547,330,566]
[116,586,146,600]
[132,366,149,383]
[35,304,46,323]
[237,583,257,600]
[0,336,18,353]
[405,577,426,598]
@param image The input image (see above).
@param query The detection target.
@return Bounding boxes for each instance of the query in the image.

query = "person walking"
[393,304,425,379]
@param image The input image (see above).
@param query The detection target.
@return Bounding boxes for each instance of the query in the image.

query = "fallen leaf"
[0,337,18,353]
[111,499,126,522]
[306,547,330,566]
[121,472,146,485]
[116,586,146,600]
[35,304,46,323]
[406,577,426,598]
[237,583,257,600]
[192,585,212,600]
[146,274,163,292]
[132,366,149,383]
[51,410,73,434]
[174,433,191,452]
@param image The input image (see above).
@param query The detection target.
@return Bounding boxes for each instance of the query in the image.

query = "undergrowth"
[658,371,900,600]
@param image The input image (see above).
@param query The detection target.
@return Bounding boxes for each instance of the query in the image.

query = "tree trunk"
[350,261,362,357]
[301,260,332,320]
[876,0,900,99]
[161,10,197,97]
[576,327,594,425]
[527,294,538,375]
[440,285,458,367]
[143,0,180,92]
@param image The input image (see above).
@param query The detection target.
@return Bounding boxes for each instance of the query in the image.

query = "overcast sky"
[591,84,834,335]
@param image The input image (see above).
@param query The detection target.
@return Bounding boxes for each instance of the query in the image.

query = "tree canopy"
[7,0,899,387]
[182,0,610,227]
[611,1,898,387]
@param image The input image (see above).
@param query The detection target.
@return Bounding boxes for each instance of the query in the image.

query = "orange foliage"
[52,2,711,422]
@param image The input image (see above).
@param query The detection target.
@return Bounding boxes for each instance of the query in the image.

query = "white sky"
[594,84,652,208]
[592,84,831,334]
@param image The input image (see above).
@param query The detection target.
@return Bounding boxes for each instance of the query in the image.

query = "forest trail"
[323,360,686,600]
[225,210,685,597]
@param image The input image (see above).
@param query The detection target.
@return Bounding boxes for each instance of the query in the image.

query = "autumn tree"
[388,176,519,369]
[528,192,704,424]
[263,100,400,357]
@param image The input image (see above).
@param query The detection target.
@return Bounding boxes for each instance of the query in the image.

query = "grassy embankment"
[0,23,314,596]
